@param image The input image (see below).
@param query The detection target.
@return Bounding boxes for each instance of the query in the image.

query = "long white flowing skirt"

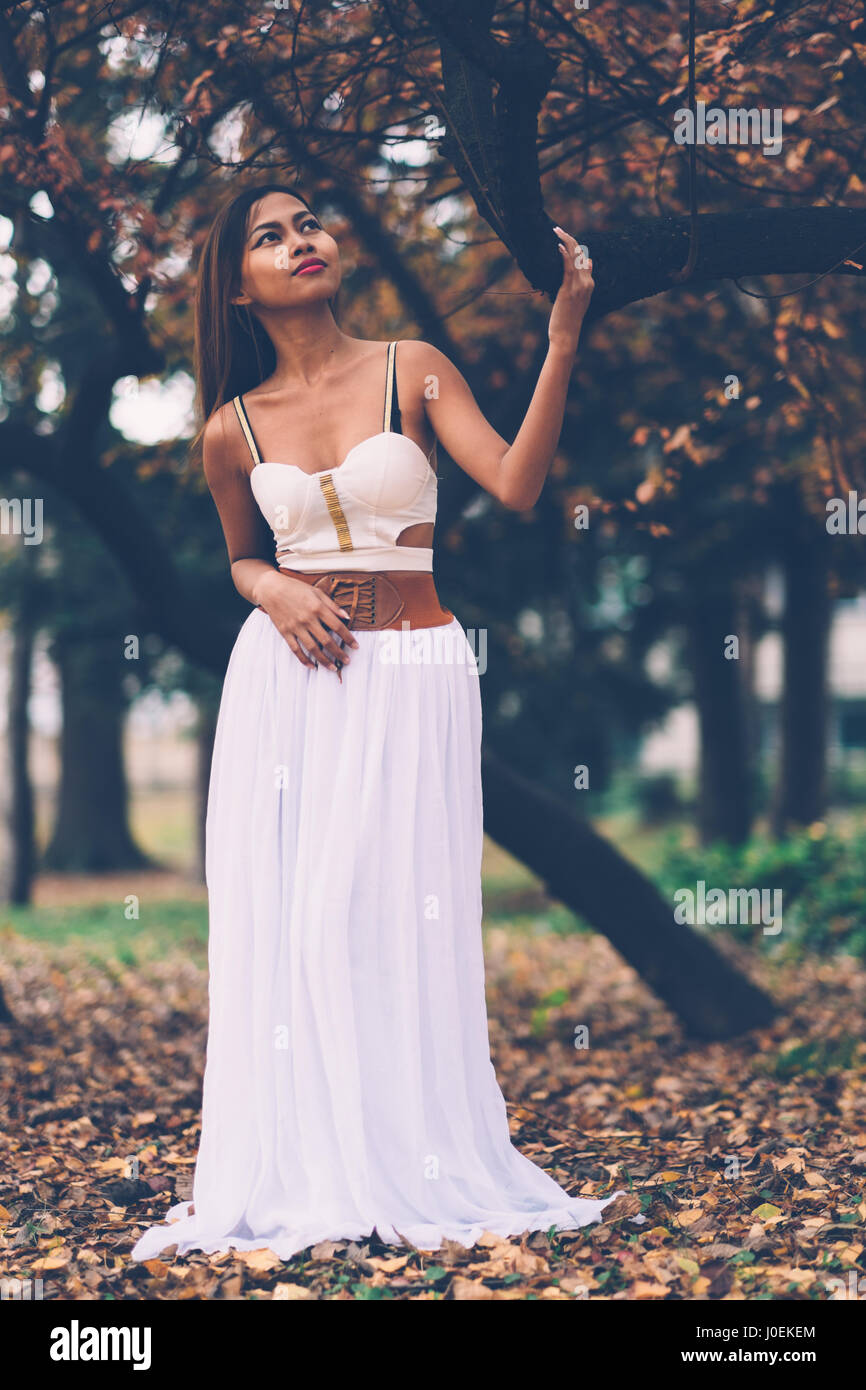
[131,607,621,1262]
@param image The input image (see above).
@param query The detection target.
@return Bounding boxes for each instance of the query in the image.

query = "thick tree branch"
[413,0,866,313]
[481,748,777,1039]
[0,420,238,670]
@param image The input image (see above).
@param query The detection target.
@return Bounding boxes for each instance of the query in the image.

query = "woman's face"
[232,192,340,312]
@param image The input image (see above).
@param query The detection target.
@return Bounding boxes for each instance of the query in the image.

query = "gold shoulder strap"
[232,395,261,467]
[383,341,397,433]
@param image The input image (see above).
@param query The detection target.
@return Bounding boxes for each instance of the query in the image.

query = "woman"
[132,184,622,1263]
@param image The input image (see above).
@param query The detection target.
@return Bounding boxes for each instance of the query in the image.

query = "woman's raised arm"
[404,226,594,511]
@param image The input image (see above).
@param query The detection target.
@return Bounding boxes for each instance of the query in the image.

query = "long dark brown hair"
[192,183,339,447]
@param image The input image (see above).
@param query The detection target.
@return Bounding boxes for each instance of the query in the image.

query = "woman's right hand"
[253,569,360,673]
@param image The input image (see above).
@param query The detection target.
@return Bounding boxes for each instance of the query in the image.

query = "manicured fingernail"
[339,609,350,618]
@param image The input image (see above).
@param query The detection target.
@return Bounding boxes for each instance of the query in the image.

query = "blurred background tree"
[2,0,865,1035]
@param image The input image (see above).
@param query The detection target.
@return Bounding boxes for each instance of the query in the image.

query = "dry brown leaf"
[632,1280,670,1299]
[309,1241,341,1261]
[449,1276,495,1300]
[677,1207,704,1226]
[235,1248,283,1273]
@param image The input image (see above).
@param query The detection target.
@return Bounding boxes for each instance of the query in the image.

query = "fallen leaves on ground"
[1,924,864,1300]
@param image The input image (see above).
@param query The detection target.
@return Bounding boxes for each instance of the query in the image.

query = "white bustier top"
[234,342,438,574]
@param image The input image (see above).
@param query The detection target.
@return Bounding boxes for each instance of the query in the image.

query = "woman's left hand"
[548,225,594,354]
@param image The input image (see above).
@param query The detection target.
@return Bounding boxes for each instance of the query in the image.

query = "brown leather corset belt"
[257,569,454,631]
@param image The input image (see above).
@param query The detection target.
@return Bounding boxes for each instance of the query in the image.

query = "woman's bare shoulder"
[202,400,247,482]
[395,338,447,364]
[394,339,466,398]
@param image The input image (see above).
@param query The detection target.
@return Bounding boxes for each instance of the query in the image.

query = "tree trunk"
[194,698,219,884]
[481,747,776,1039]
[685,588,753,845]
[0,497,42,1023]
[43,637,152,872]
[8,579,36,904]
[734,568,767,784]
[771,534,831,835]
[0,634,16,1021]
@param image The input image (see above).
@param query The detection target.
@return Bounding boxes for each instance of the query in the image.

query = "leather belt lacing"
[315,573,393,627]
[255,568,453,678]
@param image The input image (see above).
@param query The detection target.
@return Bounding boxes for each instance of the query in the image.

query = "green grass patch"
[0,899,208,965]
[765,1034,861,1078]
